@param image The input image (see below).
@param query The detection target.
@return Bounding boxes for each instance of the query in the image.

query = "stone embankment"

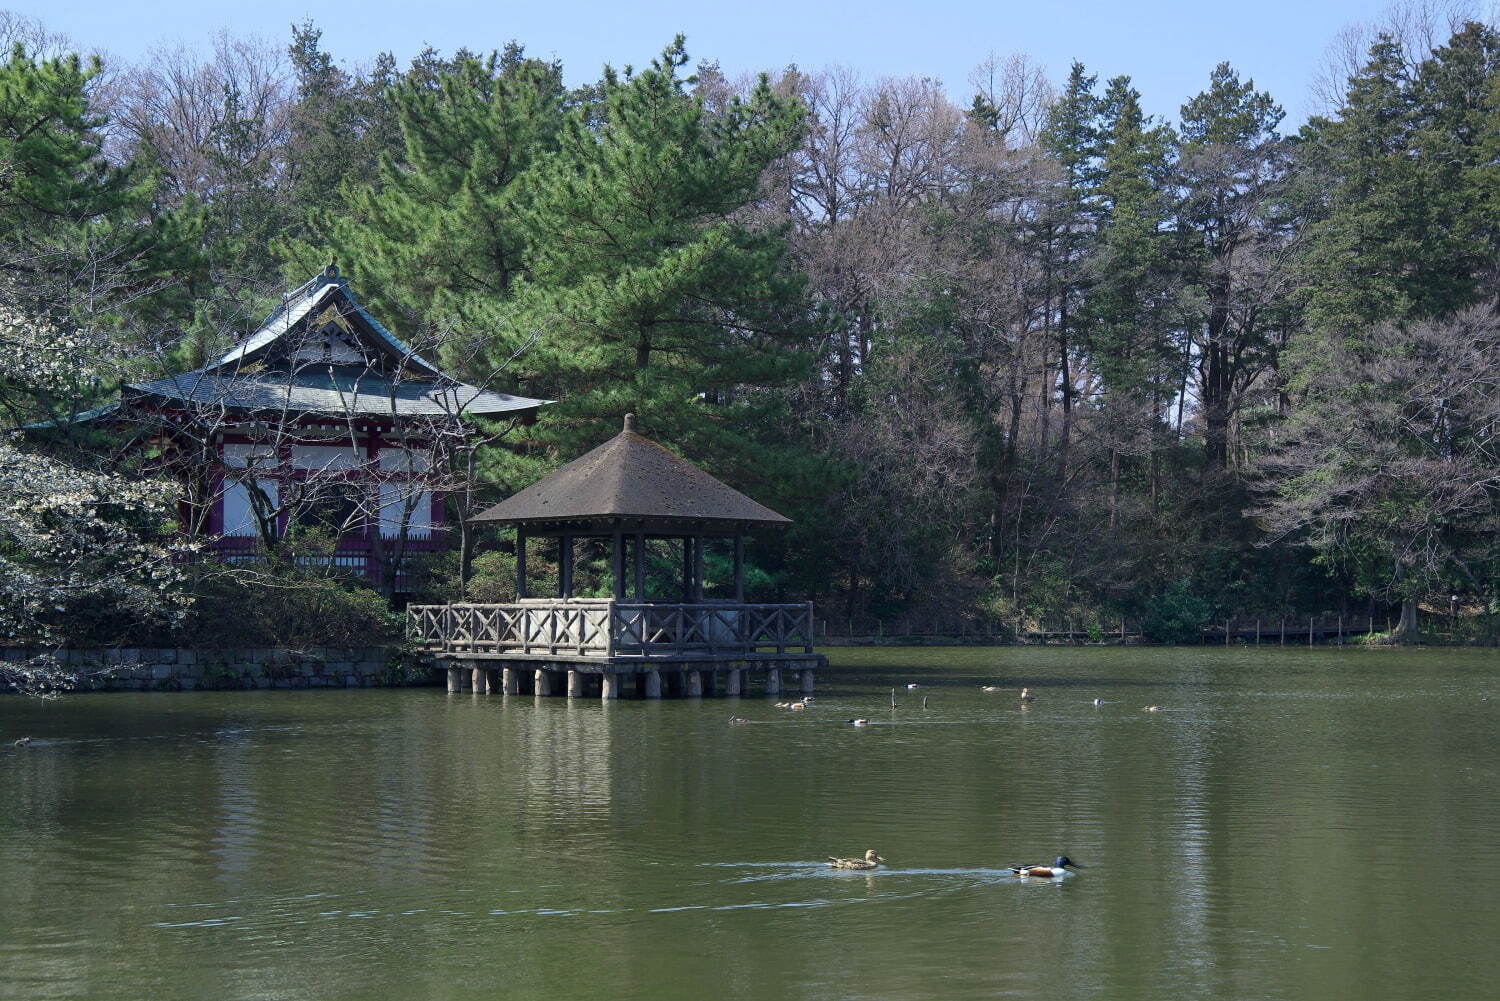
[0,647,406,692]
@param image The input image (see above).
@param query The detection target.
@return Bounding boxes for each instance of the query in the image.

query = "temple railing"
[407,600,816,659]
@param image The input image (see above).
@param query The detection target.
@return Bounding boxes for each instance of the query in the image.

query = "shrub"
[1140,579,1211,644]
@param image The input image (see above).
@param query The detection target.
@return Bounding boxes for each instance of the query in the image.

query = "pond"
[2,645,1498,1001]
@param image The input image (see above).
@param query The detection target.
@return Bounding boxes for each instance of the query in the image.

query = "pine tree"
[1035,61,1104,475]
[287,45,566,344]
[1177,62,1288,471]
[1296,36,1422,339]
[0,43,202,425]
[499,38,817,482]
[1087,76,1180,525]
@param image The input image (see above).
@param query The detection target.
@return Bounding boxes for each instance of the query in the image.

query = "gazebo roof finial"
[623,412,638,433]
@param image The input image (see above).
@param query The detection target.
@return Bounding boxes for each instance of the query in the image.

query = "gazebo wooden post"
[516,526,528,599]
[634,530,646,599]
[681,536,693,601]
[559,532,573,598]
[733,534,745,602]
[693,532,705,601]
[611,530,625,599]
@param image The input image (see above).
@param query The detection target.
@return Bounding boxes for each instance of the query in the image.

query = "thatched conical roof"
[474,414,789,529]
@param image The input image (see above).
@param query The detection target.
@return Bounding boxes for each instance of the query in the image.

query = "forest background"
[3,0,1500,654]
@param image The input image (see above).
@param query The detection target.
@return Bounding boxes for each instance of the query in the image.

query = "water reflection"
[2,648,1500,1000]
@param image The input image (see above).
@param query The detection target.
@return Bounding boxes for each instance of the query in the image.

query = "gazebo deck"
[408,598,823,698]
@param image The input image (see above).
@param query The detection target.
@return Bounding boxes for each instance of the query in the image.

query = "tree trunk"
[1108,449,1120,533]
[1393,599,1419,643]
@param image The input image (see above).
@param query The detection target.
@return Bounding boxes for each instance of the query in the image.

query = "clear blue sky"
[11,0,1418,125]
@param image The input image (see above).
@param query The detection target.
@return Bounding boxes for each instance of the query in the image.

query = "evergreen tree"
[1177,62,1289,471]
[0,43,202,425]
[288,45,566,342]
[1296,35,1423,340]
[1086,76,1180,524]
[284,21,403,231]
[500,38,817,482]
[1035,61,1104,476]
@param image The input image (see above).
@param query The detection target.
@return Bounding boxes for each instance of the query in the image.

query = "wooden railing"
[407,600,816,658]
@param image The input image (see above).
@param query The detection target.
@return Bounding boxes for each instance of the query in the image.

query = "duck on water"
[828,850,885,870]
[1008,856,1081,878]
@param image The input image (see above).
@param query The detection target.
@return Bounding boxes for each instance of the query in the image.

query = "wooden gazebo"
[407,415,822,699]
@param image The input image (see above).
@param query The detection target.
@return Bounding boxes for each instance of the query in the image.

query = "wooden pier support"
[534,668,556,696]
[685,670,703,697]
[502,667,519,695]
[567,669,585,698]
[725,668,742,696]
[644,670,662,699]
[801,669,815,695]
[447,667,462,693]
[472,665,490,694]
[602,674,621,700]
[766,667,781,696]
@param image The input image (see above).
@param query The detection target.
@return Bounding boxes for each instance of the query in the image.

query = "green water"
[2,646,1499,1001]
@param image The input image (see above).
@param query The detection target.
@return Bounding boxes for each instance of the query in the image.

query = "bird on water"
[727,716,750,725]
[848,718,870,727]
[1143,705,1162,712]
[828,849,885,870]
[1019,687,1035,703]
[1008,856,1081,878]
[981,685,1002,692]
[12,736,32,749]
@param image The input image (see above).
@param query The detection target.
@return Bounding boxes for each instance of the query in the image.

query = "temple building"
[74,264,547,591]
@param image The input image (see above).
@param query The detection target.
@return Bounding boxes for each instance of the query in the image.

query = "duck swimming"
[828,849,884,870]
[12,736,32,749]
[848,718,870,727]
[1019,687,1035,702]
[981,685,1002,692]
[727,716,750,725]
[1143,705,1161,712]
[1008,855,1080,878]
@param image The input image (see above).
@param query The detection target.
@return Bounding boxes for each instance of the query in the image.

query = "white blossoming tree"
[0,43,202,695]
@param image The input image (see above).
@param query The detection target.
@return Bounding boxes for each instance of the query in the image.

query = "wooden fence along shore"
[816,614,1397,646]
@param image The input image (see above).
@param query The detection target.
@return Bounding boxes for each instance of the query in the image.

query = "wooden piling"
[644,669,662,699]
[534,669,555,697]
[502,667,519,695]
[686,670,703,697]
[725,668,742,696]
[446,667,462,693]
[765,667,781,695]
[1308,617,1314,647]
[567,669,585,698]
[801,669,815,695]
[601,674,620,700]
[471,666,488,694]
